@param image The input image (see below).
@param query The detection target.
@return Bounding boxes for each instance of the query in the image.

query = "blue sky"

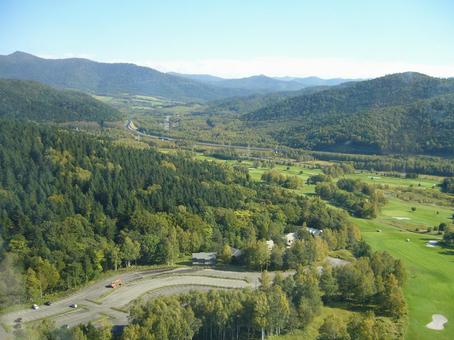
[1,0,454,78]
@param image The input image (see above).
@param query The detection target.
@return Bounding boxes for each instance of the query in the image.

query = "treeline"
[315,178,386,218]
[306,151,454,177]
[443,226,454,247]
[440,177,454,194]
[0,119,364,307]
[321,163,355,178]
[261,170,302,189]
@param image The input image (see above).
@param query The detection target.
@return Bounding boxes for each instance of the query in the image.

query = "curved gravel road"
[0,267,265,337]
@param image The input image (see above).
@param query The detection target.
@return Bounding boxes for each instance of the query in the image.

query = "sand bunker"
[392,217,410,220]
[426,240,439,248]
[426,314,448,330]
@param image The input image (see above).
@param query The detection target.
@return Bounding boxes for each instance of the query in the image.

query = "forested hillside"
[0,52,254,102]
[0,79,120,122]
[0,119,362,305]
[207,85,330,114]
[245,73,454,155]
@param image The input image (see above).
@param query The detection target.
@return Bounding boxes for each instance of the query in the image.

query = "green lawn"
[355,214,453,339]
[345,172,442,189]
[378,197,452,231]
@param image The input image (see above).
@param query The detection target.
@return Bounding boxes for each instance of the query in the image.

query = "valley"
[1,19,454,339]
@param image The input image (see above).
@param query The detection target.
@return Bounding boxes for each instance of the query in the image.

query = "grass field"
[379,197,452,231]
[356,216,453,340]
[345,172,442,189]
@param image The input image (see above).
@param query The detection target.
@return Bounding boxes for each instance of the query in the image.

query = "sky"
[1,0,454,78]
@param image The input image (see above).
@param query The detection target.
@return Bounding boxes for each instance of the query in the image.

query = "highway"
[125,120,279,153]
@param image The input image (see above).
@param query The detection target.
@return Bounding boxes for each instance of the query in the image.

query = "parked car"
[108,279,123,288]
[32,304,39,310]
[44,301,52,306]
[69,303,77,308]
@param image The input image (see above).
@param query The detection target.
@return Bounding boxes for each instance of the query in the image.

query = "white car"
[32,304,39,310]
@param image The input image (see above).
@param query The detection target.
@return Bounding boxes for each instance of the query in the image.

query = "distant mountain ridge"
[167,72,225,83]
[0,52,355,101]
[0,52,255,102]
[170,72,354,92]
[0,79,120,122]
[274,76,357,87]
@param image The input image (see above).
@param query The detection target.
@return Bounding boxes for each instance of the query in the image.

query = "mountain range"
[1,51,453,156]
[0,52,354,101]
[0,52,255,102]
[170,72,353,92]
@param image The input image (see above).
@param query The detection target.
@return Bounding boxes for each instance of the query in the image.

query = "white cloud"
[33,52,454,78]
[137,57,454,79]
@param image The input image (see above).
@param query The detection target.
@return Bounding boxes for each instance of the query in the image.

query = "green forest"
[0,119,362,300]
[0,119,408,339]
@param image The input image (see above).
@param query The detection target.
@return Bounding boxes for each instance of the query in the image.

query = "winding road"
[0,267,264,337]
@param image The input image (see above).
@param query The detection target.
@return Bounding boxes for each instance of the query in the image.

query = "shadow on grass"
[434,242,454,255]
[176,260,192,266]
[324,300,377,314]
[420,237,443,241]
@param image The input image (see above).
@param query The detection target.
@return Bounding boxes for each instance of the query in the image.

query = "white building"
[192,252,216,265]
[285,232,296,248]
[306,227,323,236]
